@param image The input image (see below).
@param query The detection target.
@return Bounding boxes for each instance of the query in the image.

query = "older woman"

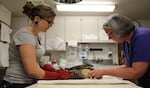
[88,14,150,88]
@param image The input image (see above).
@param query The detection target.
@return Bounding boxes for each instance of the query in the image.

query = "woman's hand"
[57,69,74,79]
[87,69,104,79]
[43,69,74,80]
[42,64,55,71]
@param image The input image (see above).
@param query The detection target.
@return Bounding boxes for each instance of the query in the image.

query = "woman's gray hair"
[103,14,135,37]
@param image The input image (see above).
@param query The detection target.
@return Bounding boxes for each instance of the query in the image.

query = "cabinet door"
[46,16,65,39]
[98,16,109,40]
[65,16,82,42]
[81,16,99,42]
[0,4,11,25]
[46,16,65,50]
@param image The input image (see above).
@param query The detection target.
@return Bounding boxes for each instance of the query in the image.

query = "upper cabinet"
[45,16,114,42]
[46,16,65,50]
[45,16,115,50]
[65,16,82,42]
[46,16,65,40]
[81,16,99,42]
[0,3,11,26]
[98,16,110,41]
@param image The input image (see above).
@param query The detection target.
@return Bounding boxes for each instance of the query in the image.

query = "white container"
[79,44,88,60]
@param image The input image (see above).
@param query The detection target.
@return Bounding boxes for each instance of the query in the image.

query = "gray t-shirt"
[4,27,45,84]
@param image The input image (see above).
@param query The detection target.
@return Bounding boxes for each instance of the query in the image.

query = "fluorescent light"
[56,4,115,12]
[79,1,114,5]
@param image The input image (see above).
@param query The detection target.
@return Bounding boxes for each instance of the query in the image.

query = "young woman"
[0,2,73,88]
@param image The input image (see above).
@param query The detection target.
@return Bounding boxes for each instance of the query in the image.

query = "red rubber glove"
[57,69,74,80]
[43,70,60,80]
[42,64,55,71]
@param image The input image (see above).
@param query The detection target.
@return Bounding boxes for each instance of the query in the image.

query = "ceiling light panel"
[56,4,115,12]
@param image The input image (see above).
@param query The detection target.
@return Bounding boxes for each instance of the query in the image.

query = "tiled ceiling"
[0,0,150,19]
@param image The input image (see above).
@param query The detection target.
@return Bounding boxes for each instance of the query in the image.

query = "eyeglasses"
[105,31,113,40]
[38,16,54,25]
[44,19,54,25]
[106,31,113,37]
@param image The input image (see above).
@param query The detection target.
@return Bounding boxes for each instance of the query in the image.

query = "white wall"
[11,16,29,35]
[138,20,150,28]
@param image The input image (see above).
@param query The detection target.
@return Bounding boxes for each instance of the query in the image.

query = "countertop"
[26,76,142,88]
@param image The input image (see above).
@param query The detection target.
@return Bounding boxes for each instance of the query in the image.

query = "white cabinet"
[81,16,109,42]
[46,16,65,40]
[46,16,109,43]
[98,16,109,41]
[45,16,116,51]
[46,16,65,50]
[0,3,11,26]
[65,16,82,42]
[0,23,12,43]
[0,42,9,67]
[81,16,99,42]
